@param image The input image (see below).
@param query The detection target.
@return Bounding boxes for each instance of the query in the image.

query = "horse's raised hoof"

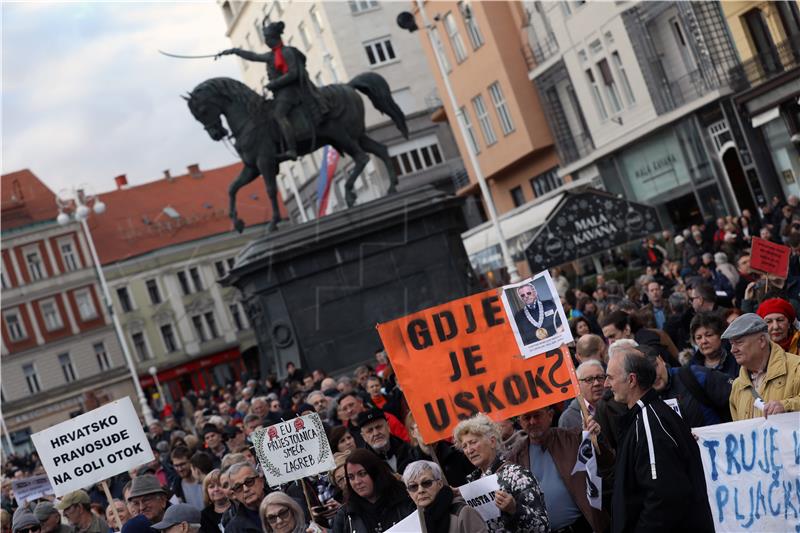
[345,189,357,208]
[267,218,281,232]
[234,219,245,233]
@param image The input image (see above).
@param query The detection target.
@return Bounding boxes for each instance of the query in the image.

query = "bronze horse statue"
[185,74,407,232]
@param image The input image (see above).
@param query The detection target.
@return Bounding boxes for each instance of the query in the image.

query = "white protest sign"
[386,511,423,532]
[251,413,335,487]
[11,474,53,504]
[694,412,800,532]
[458,474,501,522]
[31,397,153,497]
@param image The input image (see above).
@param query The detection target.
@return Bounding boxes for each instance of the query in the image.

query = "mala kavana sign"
[252,413,335,487]
[525,190,659,272]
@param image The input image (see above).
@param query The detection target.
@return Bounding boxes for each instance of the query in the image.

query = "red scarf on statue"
[273,42,288,74]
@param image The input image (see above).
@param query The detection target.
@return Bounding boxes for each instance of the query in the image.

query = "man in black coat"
[605,346,714,533]
[357,409,415,474]
[513,283,562,345]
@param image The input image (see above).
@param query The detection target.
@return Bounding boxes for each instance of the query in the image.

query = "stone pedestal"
[223,186,479,377]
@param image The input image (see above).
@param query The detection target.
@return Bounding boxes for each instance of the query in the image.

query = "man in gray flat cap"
[12,511,40,533]
[723,312,800,421]
[57,490,107,533]
[150,504,200,533]
[33,502,70,533]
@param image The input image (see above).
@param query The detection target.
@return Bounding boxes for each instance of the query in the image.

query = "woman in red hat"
[757,298,800,355]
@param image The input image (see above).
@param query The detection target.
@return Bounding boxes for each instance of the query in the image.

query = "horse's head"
[185,90,228,141]
[185,78,263,142]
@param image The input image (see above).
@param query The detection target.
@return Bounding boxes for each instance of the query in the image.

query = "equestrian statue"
[185,21,408,233]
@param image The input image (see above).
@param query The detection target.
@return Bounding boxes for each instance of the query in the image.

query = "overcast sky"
[2,1,245,195]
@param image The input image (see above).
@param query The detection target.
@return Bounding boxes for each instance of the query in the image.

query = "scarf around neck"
[423,485,454,533]
[273,42,288,74]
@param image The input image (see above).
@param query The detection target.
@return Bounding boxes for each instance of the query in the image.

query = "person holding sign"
[454,414,549,533]
[330,449,415,533]
[56,490,108,533]
[402,460,487,533]
[723,313,800,420]
[604,346,713,533]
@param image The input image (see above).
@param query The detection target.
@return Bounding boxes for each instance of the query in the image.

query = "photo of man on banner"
[501,271,573,357]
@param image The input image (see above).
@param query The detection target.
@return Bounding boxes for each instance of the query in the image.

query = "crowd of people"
[2,201,800,533]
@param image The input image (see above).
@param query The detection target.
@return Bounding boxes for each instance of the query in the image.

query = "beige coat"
[730,341,800,420]
[417,495,488,533]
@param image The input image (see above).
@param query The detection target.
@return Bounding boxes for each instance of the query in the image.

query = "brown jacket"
[508,428,612,533]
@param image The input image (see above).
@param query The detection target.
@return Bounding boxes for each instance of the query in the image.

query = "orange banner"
[377,288,578,444]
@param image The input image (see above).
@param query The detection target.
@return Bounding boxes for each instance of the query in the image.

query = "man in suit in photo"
[514,282,562,345]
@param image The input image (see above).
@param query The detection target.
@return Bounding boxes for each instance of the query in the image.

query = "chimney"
[163,169,173,181]
[187,164,202,179]
[114,175,128,190]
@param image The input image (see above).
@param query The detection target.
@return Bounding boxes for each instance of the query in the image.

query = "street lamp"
[399,3,521,283]
[148,366,166,413]
[57,188,156,426]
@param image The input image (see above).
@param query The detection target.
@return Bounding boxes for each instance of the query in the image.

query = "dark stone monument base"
[224,186,480,377]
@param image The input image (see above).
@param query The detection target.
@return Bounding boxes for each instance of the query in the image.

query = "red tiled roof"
[1,169,58,231]
[87,163,287,265]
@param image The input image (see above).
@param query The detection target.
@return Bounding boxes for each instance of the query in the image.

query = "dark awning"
[524,188,660,272]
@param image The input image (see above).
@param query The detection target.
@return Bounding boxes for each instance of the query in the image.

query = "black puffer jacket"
[330,491,415,533]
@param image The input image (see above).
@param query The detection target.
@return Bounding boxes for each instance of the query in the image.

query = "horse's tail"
[348,72,408,139]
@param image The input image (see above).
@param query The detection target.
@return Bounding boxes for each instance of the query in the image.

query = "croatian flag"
[316,145,340,217]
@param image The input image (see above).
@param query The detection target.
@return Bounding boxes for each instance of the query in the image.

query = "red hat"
[756,298,796,322]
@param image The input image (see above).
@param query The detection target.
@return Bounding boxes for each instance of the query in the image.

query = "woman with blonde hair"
[454,413,549,532]
[201,469,229,533]
[259,491,310,533]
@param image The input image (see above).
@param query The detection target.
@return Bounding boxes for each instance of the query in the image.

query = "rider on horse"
[218,21,328,160]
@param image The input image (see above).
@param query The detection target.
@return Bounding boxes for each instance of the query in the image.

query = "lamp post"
[148,366,166,413]
[403,2,521,283]
[57,188,156,426]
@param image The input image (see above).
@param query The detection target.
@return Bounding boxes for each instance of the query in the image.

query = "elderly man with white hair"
[723,313,800,421]
[559,360,607,429]
[403,460,487,532]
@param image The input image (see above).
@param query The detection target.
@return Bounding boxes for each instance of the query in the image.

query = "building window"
[75,290,97,321]
[0,264,8,289]
[116,287,133,312]
[94,342,112,371]
[443,13,468,63]
[4,309,27,341]
[310,5,324,34]
[472,94,497,146]
[597,59,622,113]
[510,186,525,207]
[40,300,63,331]
[160,324,179,353]
[364,37,396,66]
[26,250,45,281]
[298,22,311,50]
[189,267,203,292]
[60,240,80,271]
[430,26,451,73]
[585,68,608,120]
[460,107,481,154]
[59,353,77,383]
[390,141,444,176]
[191,315,207,342]
[488,82,514,135]
[349,0,378,14]
[230,303,246,331]
[214,261,227,278]
[226,257,236,270]
[131,332,149,361]
[177,271,191,295]
[530,167,563,197]
[611,51,635,105]
[462,6,484,49]
[23,363,41,394]
[146,279,162,305]
[204,312,220,339]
